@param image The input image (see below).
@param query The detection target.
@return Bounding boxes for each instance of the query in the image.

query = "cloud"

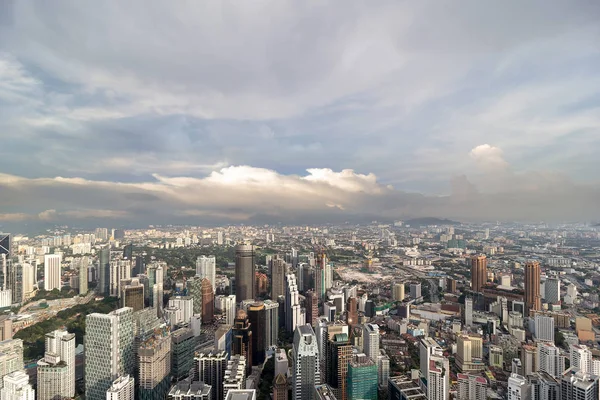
[469,144,509,170]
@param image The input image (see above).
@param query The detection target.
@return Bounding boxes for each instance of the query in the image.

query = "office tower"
[138,325,171,400]
[168,379,212,400]
[521,344,537,377]
[315,253,327,300]
[0,370,34,400]
[7,262,25,304]
[223,356,247,398]
[232,310,253,375]
[255,272,268,297]
[215,325,233,358]
[377,352,390,388]
[195,351,228,400]
[0,234,11,258]
[0,254,8,291]
[420,337,442,390]
[247,302,266,365]
[346,297,358,326]
[292,325,321,400]
[306,291,319,327]
[325,333,351,400]
[197,256,216,293]
[264,300,279,350]
[271,257,286,300]
[410,283,421,299]
[273,373,288,400]
[570,345,592,374]
[95,228,109,241]
[216,295,237,326]
[446,278,457,294]
[545,278,560,304]
[530,372,560,400]
[388,376,427,400]
[37,329,75,400]
[98,246,111,295]
[78,259,88,294]
[187,276,204,315]
[560,367,600,400]
[0,339,24,389]
[535,314,555,342]
[538,342,564,379]
[464,297,473,326]
[457,374,487,400]
[43,254,62,291]
[471,255,487,292]
[0,316,12,341]
[202,278,215,323]
[525,261,542,315]
[168,296,194,325]
[393,283,405,301]
[171,327,195,382]
[121,278,145,312]
[508,373,529,400]
[235,244,255,302]
[347,353,378,400]
[85,308,135,400]
[456,335,484,373]
[122,244,134,261]
[286,273,303,333]
[217,231,224,246]
[426,353,449,400]
[106,375,135,400]
[362,324,379,361]
[110,259,131,297]
[489,346,504,368]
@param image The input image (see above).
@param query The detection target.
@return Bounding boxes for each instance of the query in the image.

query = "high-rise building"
[78,259,88,294]
[84,308,135,400]
[216,295,237,326]
[197,256,216,293]
[306,291,319,327]
[202,278,215,324]
[271,257,286,300]
[446,278,457,294]
[194,351,228,400]
[0,315,12,341]
[215,326,233,359]
[273,373,288,400]
[37,329,75,400]
[388,376,427,400]
[544,278,561,304]
[325,333,351,400]
[138,325,172,400]
[43,254,62,291]
[255,272,268,297]
[0,370,34,400]
[464,297,473,327]
[188,276,204,315]
[0,234,11,258]
[225,389,255,400]
[508,373,529,400]
[347,353,378,400]
[0,339,24,389]
[247,302,266,365]
[471,255,487,293]
[264,300,279,350]
[121,278,145,312]
[538,342,564,379]
[168,296,194,326]
[570,345,592,374]
[457,374,487,400]
[98,246,111,296]
[346,297,358,327]
[171,327,195,382]
[232,310,253,375]
[292,325,321,400]
[110,259,132,297]
[106,375,135,400]
[235,245,255,302]
[426,353,449,400]
[362,324,379,361]
[286,273,303,333]
[535,314,555,342]
[410,283,422,300]
[420,337,442,392]
[530,372,560,400]
[167,379,212,400]
[315,253,327,300]
[223,356,247,399]
[525,261,542,315]
[560,367,599,400]
[456,335,484,373]
[393,283,405,301]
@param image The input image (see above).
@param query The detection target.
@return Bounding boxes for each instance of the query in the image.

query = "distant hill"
[404,217,461,226]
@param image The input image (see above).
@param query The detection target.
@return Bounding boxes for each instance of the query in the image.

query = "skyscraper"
[471,255,487,293]
[171,327,195,382]
[247,302,266,366]
[560,368,599,400]
[235,245,255,302]
[0,370,34,400]
[347,353,378,400]
[427,353,450,400]
[43,254,62,291]
[273,373,288,400]
[0,339,24,389]
[525,261,542,315]
[393,283,405,301]
[85,307,135,400]
[106,375,135,400]
[271,257,286,300]
[78,259,88,294]
[534,314,555,342]
[264,300,279,350]
[110,259,131,297]
[201,278,214,324]
[196,256,216,293]
[292,325,321,400]
[544,278,561,304]
[194,351,228,400]
[0,233,11,257]
[98,246,111,296]
[232,310,253,375]
[315,253,327,300]
[138,325,172,400]
[306,290,319,327]
[121,278,145,312]
[37,329,75,400]
[325,333,352,400]
[362,324,379,361]
[346,297,358,327]
[187,276,203,315]
[538,342,564,379]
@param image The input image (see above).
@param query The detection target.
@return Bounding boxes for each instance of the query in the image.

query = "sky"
[1,0,600,227]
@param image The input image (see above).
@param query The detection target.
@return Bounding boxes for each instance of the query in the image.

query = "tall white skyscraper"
[534,315,555,342]
[537,342,564,379]
[110,260,131,297]
[420,338,442,392]
[216,295,237,325]
[0,370,35,400]
[85,307,135,400]
[508,373,529,400]
[286,274,303,333]
[363,324,380,361]
[37,329,75,400]
[106,375,135,400]
[43,254,62,291]
[196,256,216,293]
[464,298,473,327]
[292,325,320,400]
[570,345,593,374]
[428,353,450,400]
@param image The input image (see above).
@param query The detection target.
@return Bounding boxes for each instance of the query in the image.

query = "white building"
[196,256,216,293]
[570,345,593,374]
[215,295,237,326]
[457,373,487,400]
[196,351,229,400]
[85,308,135,400]
[106,375,134,400]
[43,254,62,291]
[168,296,194,325]
[37,329,76,400]
[534,315,555,342]
[508,373,529,400]
[286,274,303,333]
[0,289,12,308]
[0,370,34,400]
[363,324,380,361]
[110,260,131,298]
[225,390,256,400]
[428,353,449,400]
[292,325,320,400]
[0,339,24,389]
[560,367,600,400]
[537,342,564,379]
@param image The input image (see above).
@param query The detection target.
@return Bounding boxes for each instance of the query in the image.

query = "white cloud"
[469,144,509,170]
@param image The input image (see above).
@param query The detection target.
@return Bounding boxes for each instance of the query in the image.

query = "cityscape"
[2,1,600,400]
